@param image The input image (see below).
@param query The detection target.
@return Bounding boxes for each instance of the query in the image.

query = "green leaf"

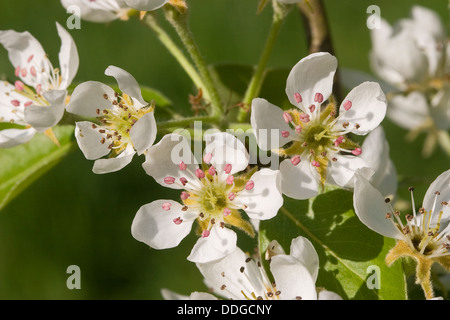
[0,125,76,211]
[259,189,407,300]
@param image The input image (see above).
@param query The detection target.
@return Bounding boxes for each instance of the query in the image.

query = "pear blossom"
[370,6,450,157]
[131,132,283,263]
[0,22,79,148]
[251,52,387,200]
[353,168,450,299]
[162,236,342,300]
[66,65,156,174]
[61,0,134,23]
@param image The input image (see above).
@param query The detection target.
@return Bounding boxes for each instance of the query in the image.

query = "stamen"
[164,176,176,184]
[283,112,292,123]
[223,208,231,217]
[203,153,213,164]
[162,202,171,211]
[290,155,301,166]
[281,130,290,138]
[224,164,232,174]
[180,177,188,186]
[195,169,205,179]
[180,191,190,200]
[179,161,187,171]
[314,92,324,103]
[343,100,352,111]
[202,229,210,238]
[294,92,302,103]
[351,148,362,156]
[245,180,254,190]
[208,166,216,176]
[173,217,183,225]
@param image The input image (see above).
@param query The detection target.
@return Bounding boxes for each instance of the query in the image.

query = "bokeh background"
[0,0,448,299]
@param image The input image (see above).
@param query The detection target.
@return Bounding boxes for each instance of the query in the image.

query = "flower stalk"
[237,1,290,123]
[164,5,224,119]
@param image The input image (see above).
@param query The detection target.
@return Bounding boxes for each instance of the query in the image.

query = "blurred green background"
[0,0,448,299]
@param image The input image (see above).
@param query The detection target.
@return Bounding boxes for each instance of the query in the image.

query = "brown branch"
[298,0,343,101]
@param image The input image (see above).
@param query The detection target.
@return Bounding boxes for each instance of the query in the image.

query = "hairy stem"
[298,0,342,101]
[142,13,207,100]
[164,6,224,118]
[237,1,289,123]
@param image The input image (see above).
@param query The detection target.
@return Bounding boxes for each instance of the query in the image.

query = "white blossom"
[370,5,450,156]
[162,236,342,300]
[66,65,156,174]
[131,132,283,263]
[0,22,78,147]
[251,52,387,199]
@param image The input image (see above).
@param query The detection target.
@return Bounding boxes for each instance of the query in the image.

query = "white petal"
[56,22,79,90]
[0,29,47,85]
[124,0,168,11]
[92,145,135,174]
[24,90,67,131]
[329,154,368,189]
[370,20,428,85]
[105,65,146,106]
[131,200,194,250]
[288,236,319,283]
[422,169,450,231]
[430,89,450,131]
[270,255,317,300]
[318,290,343,300]
[196,246,265,299]
[279,158,318,200]
[387,92,429,130]
[361,126,397,198]
[353,170,403,240]
[187,226,237,263]
[410,5,446,41]
[250,98,293,151]
[0,127,36,148]
[337,82,387,135]
[61,0,122,23]
[129,111,157,155]
[75,121,110,160]
[66,81,115,117]
[143,133,198,190]
[160,288,189,300]
[285,52,337,113]
[188,292,218,300]
[238,168,283,220]
[204,132,249,175]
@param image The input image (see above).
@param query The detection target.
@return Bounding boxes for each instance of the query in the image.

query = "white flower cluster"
[1,1,449,300]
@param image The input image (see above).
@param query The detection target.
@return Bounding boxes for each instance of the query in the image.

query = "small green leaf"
[0,125,76,211]
[259,189,407,300]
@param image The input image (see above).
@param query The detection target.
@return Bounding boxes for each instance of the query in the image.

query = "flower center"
[384,189,450,258]
[93,92,153,156]
[164,159,257,238]
[199,182,229,215]
[277,102,361,185]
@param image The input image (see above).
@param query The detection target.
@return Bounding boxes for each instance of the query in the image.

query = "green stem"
[164,6,224,118]
[237,2,289,123]
[156,115,217,129]
[142,13,207,99]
